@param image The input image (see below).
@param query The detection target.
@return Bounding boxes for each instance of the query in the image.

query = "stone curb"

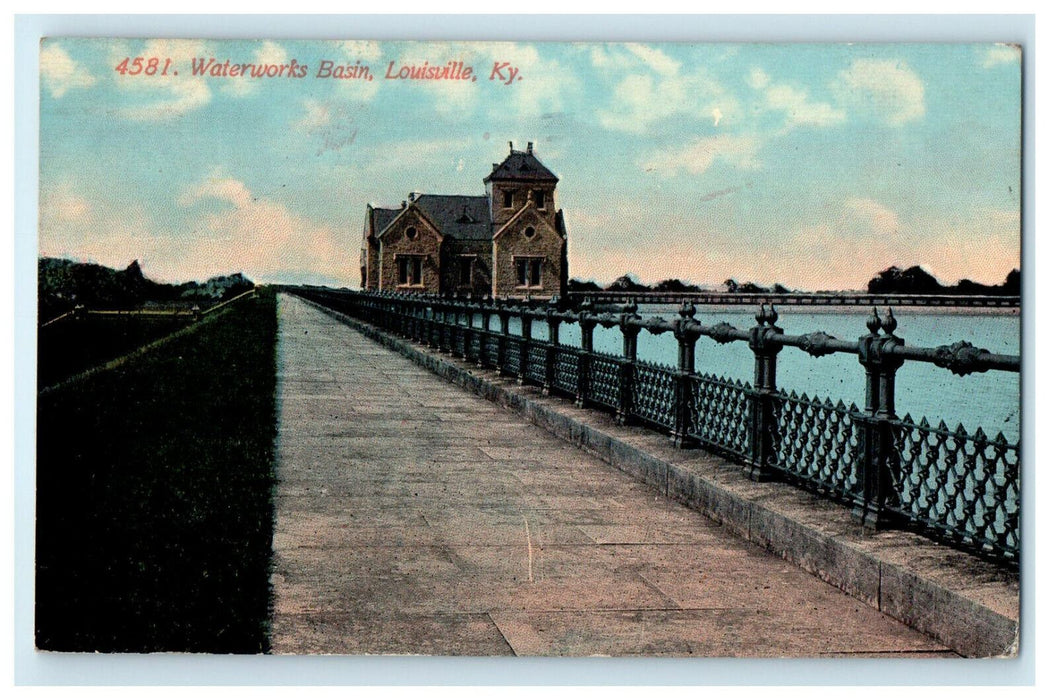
[299,296,1019,659]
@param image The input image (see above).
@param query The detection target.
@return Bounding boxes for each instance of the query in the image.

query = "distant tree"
[772,283,790,294]
[1001,269,1021,295]
[738,282,766,294]
[567,278,602,292]
[653,278,701,293]
[606,274,649,293]
[722,278,739,293]
[866,265,943,294]
[952,278,990,295]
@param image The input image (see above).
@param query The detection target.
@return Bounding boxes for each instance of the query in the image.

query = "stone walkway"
[269,293,955,657]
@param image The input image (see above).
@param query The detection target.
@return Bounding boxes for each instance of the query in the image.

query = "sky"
[38,39,1022,291]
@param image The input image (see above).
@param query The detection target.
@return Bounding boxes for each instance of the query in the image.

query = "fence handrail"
[350,292,1021,377]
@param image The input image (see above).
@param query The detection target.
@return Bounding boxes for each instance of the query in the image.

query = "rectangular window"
[397,256,423,286]
[458,256,474,285]
[503,191,514,208]
[515,257,543,288]
[534,190,546,209]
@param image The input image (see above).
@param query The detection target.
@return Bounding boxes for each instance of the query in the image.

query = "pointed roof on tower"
[483,141,558,184]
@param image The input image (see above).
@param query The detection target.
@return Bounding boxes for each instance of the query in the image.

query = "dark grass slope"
[39,316,193,389]
[36,289,279,653]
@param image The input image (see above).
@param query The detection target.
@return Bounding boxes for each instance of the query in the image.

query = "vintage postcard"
[35,36,1023,663]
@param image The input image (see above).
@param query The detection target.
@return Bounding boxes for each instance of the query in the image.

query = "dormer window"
[503,191,514,208]
[534,191,546,209]
[405,226,417,240]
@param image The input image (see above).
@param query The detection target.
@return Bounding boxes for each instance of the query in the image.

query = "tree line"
[568,266,1020,297]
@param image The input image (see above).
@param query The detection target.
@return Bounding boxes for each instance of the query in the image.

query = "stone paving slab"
[270,293,954,657]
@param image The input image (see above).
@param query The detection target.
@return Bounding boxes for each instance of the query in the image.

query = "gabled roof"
[412,194,491,241]
[369,206,401,237]
[484,149,558,184]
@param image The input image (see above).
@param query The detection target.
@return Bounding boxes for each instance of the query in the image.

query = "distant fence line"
[40,288,258,328]
[38,288,259,395]
[570,290,1020,308]
[291,287,1021,566]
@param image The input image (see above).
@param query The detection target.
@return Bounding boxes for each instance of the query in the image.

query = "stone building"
[360,142,568,298]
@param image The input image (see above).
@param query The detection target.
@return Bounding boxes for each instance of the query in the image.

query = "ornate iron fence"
[290,287,1021,566]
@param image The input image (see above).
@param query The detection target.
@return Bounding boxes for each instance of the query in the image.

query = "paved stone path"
[270,294,955,656]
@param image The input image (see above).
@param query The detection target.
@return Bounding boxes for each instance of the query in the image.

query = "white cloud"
[590,44,680,76]
[40,44,96,98]
[625,44,681,76]
[118,80,212,121]
[296,99,332,132]
[382,42,577,119]
[597,69,739,135]
[39,184,158,273]
[589,45,637,72]
[592,45,741,135]
[834,59,926,127]
[476,42,577,118]
[342,40,383,62]
[256,40,288,66]
[175,174,354,282]
[845,197,899,235]
[114,39,214,121]
[222,40,289,97]
[982,44,1021,69]
[746,69,844,132]
[39,175,356,285]
[367,137,474,168]
[178,175,253,208]
[638,135,763,175]
[41,184,92,225]
[747,67,770,90]
[781,202,1019,289]
[764,83,846,129]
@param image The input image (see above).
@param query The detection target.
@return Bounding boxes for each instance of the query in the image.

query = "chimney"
[408,192,417,202]
[508,141,514,153]
[527,142,534,155]
[401,200,407,209]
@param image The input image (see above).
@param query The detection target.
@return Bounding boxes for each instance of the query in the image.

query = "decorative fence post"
[616,300,640,426]
[543,295,562,396]
[496,299,511,375]
[745,304,783,480]
[671,301,699,448]
[854,307,904,529]
[439,296,452,353]
[443,296,456,354]
[518,302,533,385]
[477,304,491,368]
[461,297,473,360]
[430,299,441,349]
[576,298,597,408]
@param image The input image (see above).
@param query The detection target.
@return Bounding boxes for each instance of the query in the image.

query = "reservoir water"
[490,305,1021,443]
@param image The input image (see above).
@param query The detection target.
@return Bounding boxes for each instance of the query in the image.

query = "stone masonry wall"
[492,209,564,298]
[378,209,442,294]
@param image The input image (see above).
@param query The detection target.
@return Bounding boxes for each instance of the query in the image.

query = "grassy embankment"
[39,315,193,389]
[36,289,279,653]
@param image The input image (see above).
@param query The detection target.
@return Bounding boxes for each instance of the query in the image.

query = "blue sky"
[39,39,1021,290]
